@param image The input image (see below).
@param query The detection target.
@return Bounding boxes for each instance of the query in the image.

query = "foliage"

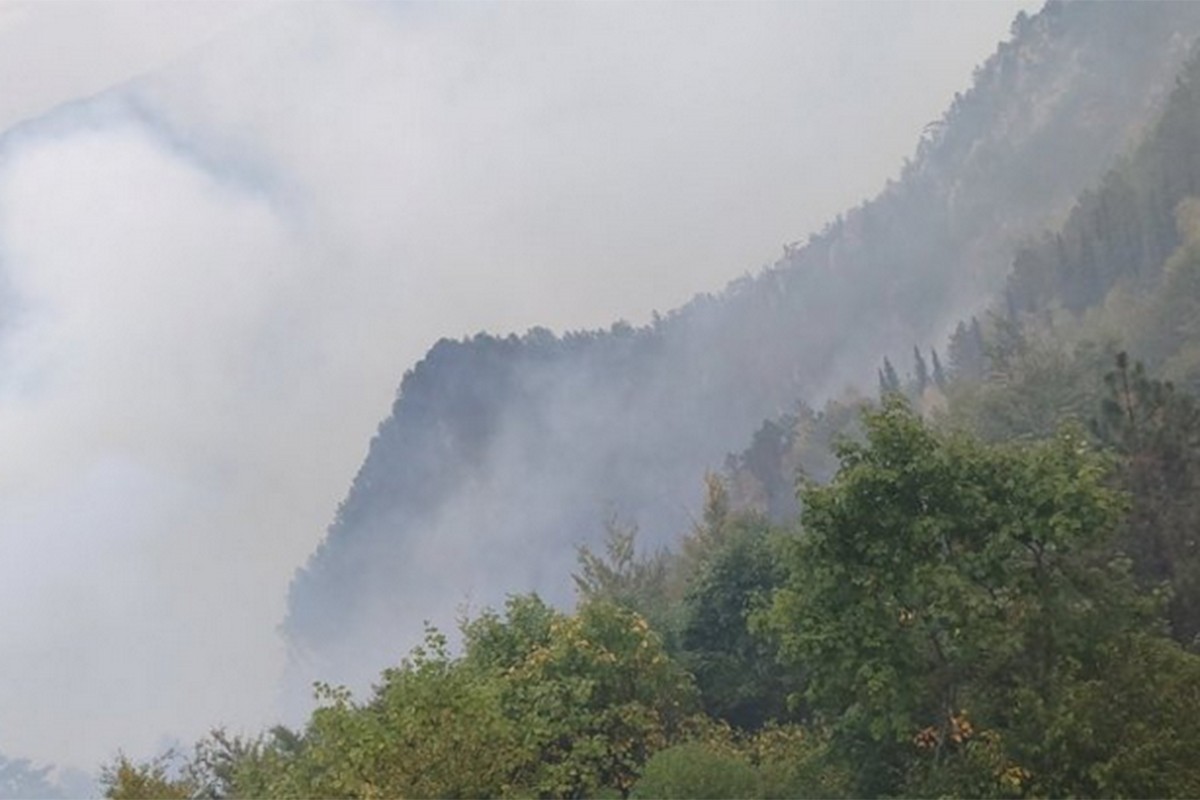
[573,518,678,643]
[101,753,193,800]
[178,597,696,799]
[112,390,1200,798]
[1007,50,1200,317]
[1093,353,1200,644]
[940,322,1108,442]
[631,724,847,800]
[677,511,796,730]
[284,5,1200,673]
[1028,632,1200,798]
[724,397,867,520]
[631,742,759,799]
[764,398,1159,796]
[104,11,1200,798]
[263,629,525,798]
[493,599,698,797]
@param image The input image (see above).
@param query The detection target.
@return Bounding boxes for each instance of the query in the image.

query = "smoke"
[0,113,330,768]
[0,0,1032,772]
[0,1,267,133]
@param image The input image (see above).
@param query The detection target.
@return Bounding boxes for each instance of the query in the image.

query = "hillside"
[95,3,1200,797]
[282,0,1200,696]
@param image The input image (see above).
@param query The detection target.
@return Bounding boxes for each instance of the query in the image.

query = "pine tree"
[913,346,930,394]
[948,317,987,381]
[879,357,902,397]
[1092,353,1200,643]
[930,348,947,389]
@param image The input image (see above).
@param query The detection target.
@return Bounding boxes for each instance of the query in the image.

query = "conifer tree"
[930,348,947,389]
[913,346,930,394]
[879,357,902,397]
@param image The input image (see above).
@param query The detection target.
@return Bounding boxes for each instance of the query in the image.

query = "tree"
[930,348,947,390]
[913,346,931,394]
[482,598,698,797]
[632,742,759,799]
[1092,353,1200,643]
[764,398,1161,796]
[948,317,987,381]
[573,518,675,639]
[878,357,902,397]
[677,513,797,730]
[285,629,522,799]
[941,333,1100,443]
[113,595,699,800]
[101,754,193,800]
[631,723,848,799]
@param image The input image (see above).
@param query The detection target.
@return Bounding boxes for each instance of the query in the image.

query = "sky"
[0,0,1037,774]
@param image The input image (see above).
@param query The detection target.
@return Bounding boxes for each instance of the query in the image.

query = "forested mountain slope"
[283,1,1200,695]
[725,38,1200,545]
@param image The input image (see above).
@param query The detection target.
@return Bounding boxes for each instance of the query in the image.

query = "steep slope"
[283,1,1200,694]
[725,42,1200,525]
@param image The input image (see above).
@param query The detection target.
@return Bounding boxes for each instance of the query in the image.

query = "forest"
[101,390,1200,797]
[97,24,1200,795]
[280,0,1200,700]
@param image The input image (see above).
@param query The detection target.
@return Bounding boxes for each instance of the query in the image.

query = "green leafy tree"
[101,753,193,800]
[631,724,847,799]
[129,597,698,799]
[677,512,797,730]
[1029,632,1200,798]
[632,742,758,799]
[181,727,283,799]
[488,599,698,797]
[764,398,1153,796]
[303,631,523,798]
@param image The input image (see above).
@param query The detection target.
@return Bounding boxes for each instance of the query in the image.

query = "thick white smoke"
[0,0,1032,773]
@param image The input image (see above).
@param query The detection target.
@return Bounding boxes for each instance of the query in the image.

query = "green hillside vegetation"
[104,398,1200,798]
[105,11,1200,800]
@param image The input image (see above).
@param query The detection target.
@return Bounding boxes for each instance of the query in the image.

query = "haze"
[0,0,1034,773]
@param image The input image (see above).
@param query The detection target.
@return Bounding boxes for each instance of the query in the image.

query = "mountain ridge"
[283,0,1200,696]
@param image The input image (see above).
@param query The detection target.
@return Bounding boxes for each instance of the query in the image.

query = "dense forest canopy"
[107,398,1200,798]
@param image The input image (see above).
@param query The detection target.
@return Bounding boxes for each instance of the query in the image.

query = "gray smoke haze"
[0,0,1033,772]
